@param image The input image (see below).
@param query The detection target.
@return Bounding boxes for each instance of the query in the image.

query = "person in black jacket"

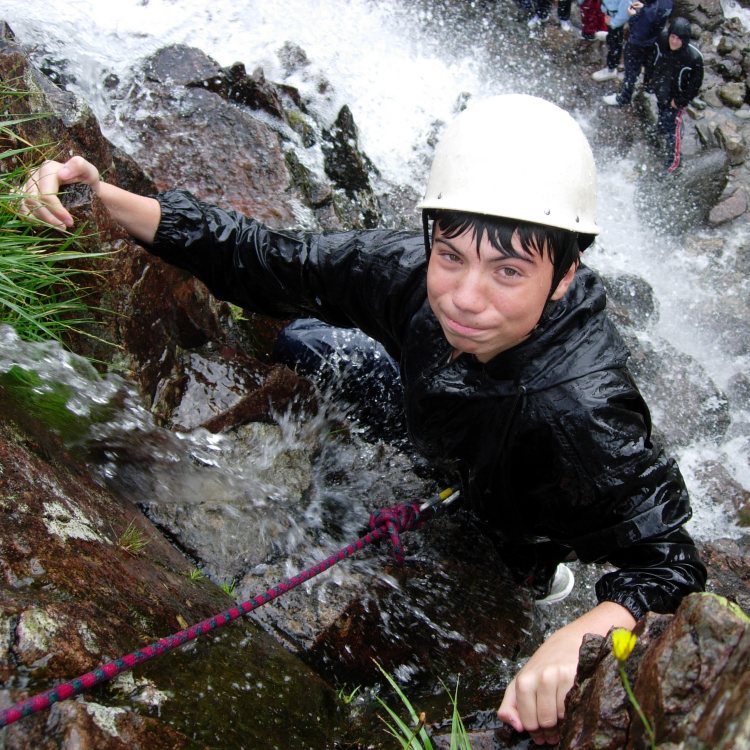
[644,16,704,172]
[602,0,672,107]
[21,94,706,746]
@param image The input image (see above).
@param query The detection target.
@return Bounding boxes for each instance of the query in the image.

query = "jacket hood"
[668,17,691,43]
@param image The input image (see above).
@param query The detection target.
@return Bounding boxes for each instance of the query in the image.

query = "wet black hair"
[422,209,583,300]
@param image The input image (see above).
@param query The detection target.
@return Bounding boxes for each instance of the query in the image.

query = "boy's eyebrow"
[433,234,537,264]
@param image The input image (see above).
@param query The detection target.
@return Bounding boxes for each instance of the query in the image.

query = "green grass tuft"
[0,78,108,346]
[373,660,472,750]
[117,520,150,556]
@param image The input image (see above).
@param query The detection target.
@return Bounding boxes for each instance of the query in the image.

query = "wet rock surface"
[561,593,750,749]
[0,405,346,748]
[1,5,750,748]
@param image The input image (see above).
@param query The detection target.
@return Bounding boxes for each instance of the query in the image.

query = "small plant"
[0,78,107,346]
[373,660,472,750]
[117,520,150,556]
[612,628,656,750]
[228,304,248,323]
[186,567,206,582]
[337,684,362,705]
[220,579,237,597]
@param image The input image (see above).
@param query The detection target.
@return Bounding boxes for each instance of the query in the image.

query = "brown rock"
[561,594,750,749]
[719,81,749,108]
[708,186,748,224]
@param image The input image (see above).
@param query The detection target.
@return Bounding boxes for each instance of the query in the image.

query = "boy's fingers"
[497,682,524,733]
[20,161,75,228]
[20,192,72,229]
[22,202,70,230]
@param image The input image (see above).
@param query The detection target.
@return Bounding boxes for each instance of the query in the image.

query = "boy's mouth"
[443,314,485,337]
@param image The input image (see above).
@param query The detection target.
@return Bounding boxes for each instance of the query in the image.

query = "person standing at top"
[602,0,673,106]
[590,0,630,81]
[643,16,704,172]
[521,0,575,31]
[579,0,609,41]
[21,94,706,746]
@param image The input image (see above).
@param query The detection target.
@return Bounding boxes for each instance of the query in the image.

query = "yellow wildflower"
[612,628,637,662]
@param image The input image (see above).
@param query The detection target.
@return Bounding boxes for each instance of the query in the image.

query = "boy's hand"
[21,156,100,230]
[497,601,636,745]
[497,626,580,745]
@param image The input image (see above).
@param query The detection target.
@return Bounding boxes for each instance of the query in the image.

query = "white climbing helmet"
[418,94,600,241]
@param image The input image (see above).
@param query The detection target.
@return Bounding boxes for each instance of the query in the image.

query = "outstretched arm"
[497,601,636,746]
[21,156,161,244]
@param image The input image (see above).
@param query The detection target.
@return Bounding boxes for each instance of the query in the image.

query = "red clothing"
[580,0,608,35]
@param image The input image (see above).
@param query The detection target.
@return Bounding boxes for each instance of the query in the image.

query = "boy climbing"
[22,94,706,746]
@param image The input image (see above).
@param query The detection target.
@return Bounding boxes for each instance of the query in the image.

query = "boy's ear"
[550,263,577,301]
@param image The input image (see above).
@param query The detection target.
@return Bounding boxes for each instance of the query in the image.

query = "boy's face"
[668,33,683,51]
[426,224,575,362]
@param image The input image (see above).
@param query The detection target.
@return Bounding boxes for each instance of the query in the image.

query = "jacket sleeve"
[610,0,631,29]
[146,189,426,358]
[676,50,704,107]
[544,372,707,620]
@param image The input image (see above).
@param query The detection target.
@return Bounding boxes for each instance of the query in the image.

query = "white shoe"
[594,30,609,41]
[527,14,543,27]
[592,67,618,82]
[559,19,574,31]
[603,93,620,106]
[536,564,575,605]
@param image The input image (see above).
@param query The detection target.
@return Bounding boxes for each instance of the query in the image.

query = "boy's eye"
[499,266,520,278]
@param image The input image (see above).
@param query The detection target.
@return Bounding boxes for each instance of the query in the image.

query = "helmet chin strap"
[422,210,432,261]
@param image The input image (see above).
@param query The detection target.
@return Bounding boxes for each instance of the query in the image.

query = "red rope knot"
[368,501,424,564]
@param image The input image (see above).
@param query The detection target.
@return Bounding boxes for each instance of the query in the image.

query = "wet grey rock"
[701,536,750,608]
[225,62,286,120]
[560,593,750,749]
[321,105,373,189]
[143,44,224,88]
[693,460,750,529]
[719,81,749,108]
[625,336,730,446]
[634,148,729,231]
[676,0,725,30]
[602,273,658,330]
[714,119,748,164]
[709,185,748,224]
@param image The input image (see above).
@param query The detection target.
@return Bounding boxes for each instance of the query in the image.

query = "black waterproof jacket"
[627,0,672,47]
[645,19,704,108]
[150,189,707,620]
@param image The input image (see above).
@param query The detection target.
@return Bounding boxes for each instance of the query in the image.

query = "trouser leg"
[273,318,406,437]
[535,0,551,19]
[658,105,684,172]
[515,0,534,13]
[618,43,647,105]
[580,0,605,35]
[606,26,624,71]
[557,0,572,21]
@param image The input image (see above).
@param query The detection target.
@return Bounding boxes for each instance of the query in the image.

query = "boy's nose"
[452,271,486,313]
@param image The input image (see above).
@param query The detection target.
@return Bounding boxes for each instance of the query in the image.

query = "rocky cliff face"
[1,9,749,749]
